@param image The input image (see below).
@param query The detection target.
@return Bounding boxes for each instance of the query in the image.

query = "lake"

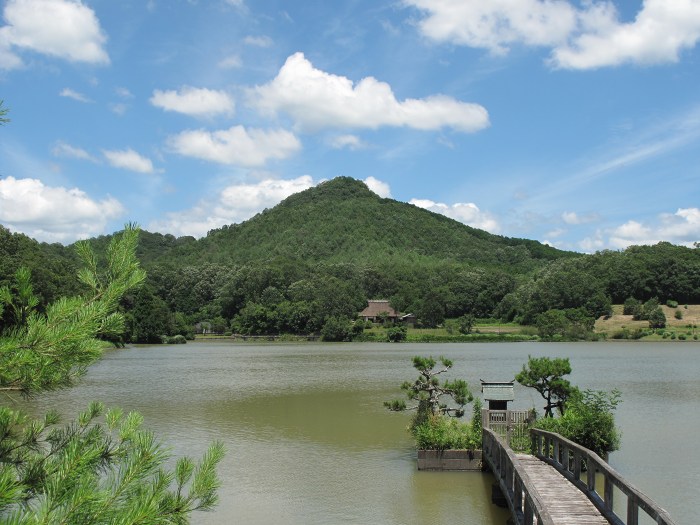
[15,341,699,524]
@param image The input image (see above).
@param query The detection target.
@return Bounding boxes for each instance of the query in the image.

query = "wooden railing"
[482,428,555,525]
[482,409,532,452]
[531,429,677,525]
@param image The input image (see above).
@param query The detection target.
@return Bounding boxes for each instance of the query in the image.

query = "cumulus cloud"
[410,198,501,233]
[59,88,92,103]
[252,52,489,132]
[0,176,123,242]
[551,0,700,69]
[406,0,700,69]
[364,176,391,198]
[608,208,700,249]
[150,86,235,118]
[167,125,301,167]
[406,0,576,55]
[103,148,156,174]
[0,0,109,70]
[149,175,315,237]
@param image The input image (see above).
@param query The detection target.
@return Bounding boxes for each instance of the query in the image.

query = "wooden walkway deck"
[515,454,608,524]
[482,425,677,525]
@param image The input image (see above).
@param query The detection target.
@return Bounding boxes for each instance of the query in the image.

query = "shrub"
[386,325,407,342]
[535,389,621,458]
[675,310,683,320]
[414,414,480,450]
[666,300,679,308]
[623,297,641,315]
[321,316,353,341]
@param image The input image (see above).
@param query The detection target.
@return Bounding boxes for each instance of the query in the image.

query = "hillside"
[151,177,574,271]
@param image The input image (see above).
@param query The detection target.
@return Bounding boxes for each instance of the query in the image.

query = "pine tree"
[0,226,224,523]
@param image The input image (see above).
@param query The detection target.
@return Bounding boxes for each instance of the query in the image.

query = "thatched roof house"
[359,300,399,322]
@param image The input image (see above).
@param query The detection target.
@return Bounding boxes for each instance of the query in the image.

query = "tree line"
[2,222,699,342]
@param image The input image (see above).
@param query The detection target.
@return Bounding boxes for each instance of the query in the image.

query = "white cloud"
[167,125,301,167]
[0,0,109,70]
[150,175,314,237]
[150,86,235,118]
[329,134,366,150]
[0,176,123,242]
[608,208,700,249]
[551,0,700,69]
[364,176,391,198]
[103,148,156,174]
[59,88,92,103]
[252,52,489,132]
[406,0,700,70]
[244,35,272,47]
[406,0,576,55]
[52,141,96,162]
[410,198,501,233]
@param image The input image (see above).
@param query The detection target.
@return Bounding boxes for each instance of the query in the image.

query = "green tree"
[386,325,407,342]
[0,226,224,522]
[458,313,475,335]
[385,356,473,422]
[516,356,575,417]
[127,285,173,343]
[0,267,39,329]
[320,316,353,341]
[648,307,666,329]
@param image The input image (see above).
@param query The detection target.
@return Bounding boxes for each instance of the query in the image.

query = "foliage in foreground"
[0,402,224,523]
[0,226,224,523]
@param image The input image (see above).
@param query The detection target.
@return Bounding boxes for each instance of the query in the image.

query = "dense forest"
[2,177,700,342]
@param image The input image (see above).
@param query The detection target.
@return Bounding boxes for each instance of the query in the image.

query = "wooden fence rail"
[483,428,555,525]
[531,429,677,525]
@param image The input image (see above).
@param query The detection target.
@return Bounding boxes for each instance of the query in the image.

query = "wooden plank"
[515,455,609,525]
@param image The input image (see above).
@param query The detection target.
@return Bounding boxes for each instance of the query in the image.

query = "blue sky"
[1,0,699,252]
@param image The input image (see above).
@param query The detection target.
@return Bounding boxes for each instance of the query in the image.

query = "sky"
[0,0,699,253]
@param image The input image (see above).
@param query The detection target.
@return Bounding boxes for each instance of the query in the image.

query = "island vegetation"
[1,176,699,344]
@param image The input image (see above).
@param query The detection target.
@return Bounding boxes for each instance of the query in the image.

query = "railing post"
[513,471,522,511]
[627,494,639,525]
[523,495,533,525]
[587,456,596,492]
[604,474,614,512]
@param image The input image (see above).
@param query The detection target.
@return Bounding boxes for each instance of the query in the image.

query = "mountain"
[149,177,575,271]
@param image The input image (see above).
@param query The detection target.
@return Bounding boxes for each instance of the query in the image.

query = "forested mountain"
[146,177,572,269]
[1,176,700,341]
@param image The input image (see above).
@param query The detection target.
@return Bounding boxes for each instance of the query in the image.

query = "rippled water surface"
[15,342,698,524]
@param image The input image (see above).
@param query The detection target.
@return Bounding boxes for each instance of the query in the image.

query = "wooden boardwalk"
[482,424,677,525]
[515,454,608,524]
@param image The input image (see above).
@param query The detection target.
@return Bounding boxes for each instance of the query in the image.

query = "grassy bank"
[595,304,700,341]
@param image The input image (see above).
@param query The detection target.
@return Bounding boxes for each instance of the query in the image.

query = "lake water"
[14,341,699,524]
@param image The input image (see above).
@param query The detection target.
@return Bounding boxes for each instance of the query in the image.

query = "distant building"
[359,300,399,323]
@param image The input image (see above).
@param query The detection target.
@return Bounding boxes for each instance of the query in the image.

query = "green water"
[15,342,698,524]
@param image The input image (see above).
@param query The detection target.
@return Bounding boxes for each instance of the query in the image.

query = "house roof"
[481,381,515,401]
[359,300,399,318]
